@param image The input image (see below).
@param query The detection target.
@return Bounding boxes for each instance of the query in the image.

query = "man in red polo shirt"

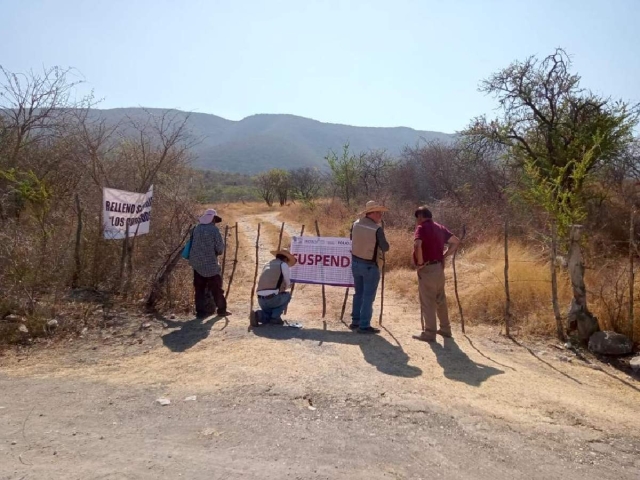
[412,206,460,342]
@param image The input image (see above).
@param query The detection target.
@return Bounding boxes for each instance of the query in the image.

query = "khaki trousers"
[418,263,451,338]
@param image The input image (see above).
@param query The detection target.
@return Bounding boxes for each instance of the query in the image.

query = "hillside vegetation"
[90,109,452,173]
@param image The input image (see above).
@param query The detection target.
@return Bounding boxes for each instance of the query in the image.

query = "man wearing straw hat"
[188,208,231,318]
[349,200,390,334]
[251,248,297,326]
[412,206,460,342]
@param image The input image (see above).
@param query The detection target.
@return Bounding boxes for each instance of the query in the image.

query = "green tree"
[465,49,638,234]
[326,143,363,205]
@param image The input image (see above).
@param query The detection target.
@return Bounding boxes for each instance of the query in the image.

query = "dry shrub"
[457,241,572,336]
[384,268,417,300]
[589,259,639,339]
[384,228,415,271]
[0,103,199,343]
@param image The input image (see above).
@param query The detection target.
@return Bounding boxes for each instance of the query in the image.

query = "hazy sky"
[2,0,639,133]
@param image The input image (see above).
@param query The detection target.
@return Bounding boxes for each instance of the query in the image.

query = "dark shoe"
[436,329,452,338]
[348,323,359,330]
[249,310,260,327]
[217,311,232,317]
[413,333,436,342]
[270,317,285,325]
[357,327,380,334]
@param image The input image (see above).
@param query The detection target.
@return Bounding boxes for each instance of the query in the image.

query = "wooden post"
[220,224,229,279]
[419,282,426,333]
[340,288,350,321]
[315,220,326,318]
[249,223,261,314]
[285,224,305,314]
[377,220,386,325]
[72,193,83,288]
[225,222,239,301]
[503,217,511,337]
[452,224,466,334]
[549,222,564,341]
[567,224,599,342]
[124,222,141,298]
[277,222,285,250]
[90,206,102,288]
[629,209,635,340]
[117,223,130,294]
[378,251,386,325]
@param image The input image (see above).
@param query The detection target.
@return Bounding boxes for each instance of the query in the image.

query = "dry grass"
[454,242,569,336]
[589,259,640,340]
[279,200,354,237]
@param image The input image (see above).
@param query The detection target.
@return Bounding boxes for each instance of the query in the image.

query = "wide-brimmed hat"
[198,208,222,224]
[361,200,389,216]
[270,248,297,267]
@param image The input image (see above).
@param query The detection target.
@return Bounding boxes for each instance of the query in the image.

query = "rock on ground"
[588,331,633,356]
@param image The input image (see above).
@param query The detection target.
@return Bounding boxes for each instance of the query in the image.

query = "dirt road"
[1,212,639,479]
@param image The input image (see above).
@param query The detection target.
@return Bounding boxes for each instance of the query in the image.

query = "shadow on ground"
[428,337,504,386]
[161,316,228,352]
[253,326,422,378]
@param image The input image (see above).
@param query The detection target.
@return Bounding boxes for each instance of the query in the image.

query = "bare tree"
[0,65,93,167]
[289,166,324,202]
[359,149,394,199]
[254,171,277,206]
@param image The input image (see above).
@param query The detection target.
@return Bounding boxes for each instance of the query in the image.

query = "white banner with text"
[289,236,354,287]
[103,185,154,239]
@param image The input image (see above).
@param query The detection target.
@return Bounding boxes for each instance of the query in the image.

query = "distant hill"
[91,108,453,173]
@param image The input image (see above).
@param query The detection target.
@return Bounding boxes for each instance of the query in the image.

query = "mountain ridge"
[91,108,453,173]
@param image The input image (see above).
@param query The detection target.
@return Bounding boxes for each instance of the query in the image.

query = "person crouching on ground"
[250,248,297,326]
[349,200,390,334]
[188,208,231,318]
[412,206,460,342]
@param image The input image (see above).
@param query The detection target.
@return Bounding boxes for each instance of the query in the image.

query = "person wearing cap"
[188,208,231,318]
[349,200,390,334]
[412,206,460,342]
[250,248,297,326]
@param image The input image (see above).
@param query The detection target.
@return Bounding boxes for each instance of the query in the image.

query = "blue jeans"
[351,258,380,329]
[258,292,291,321]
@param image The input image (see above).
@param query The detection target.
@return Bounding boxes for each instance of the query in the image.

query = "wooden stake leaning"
[277,222,285,250]
[72,193,83,288]
[285,224,305,315]
[225,222,239,301]
[249,223,261,315]
[340,288,350,322]
[629,208,635,341]
[315,220,326,318]
[378,251,386,325]
[503,218,511,337]
[378,219,386,326]
[452,224,466,334]
[220,224,229,279]
[419,283,426,333]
